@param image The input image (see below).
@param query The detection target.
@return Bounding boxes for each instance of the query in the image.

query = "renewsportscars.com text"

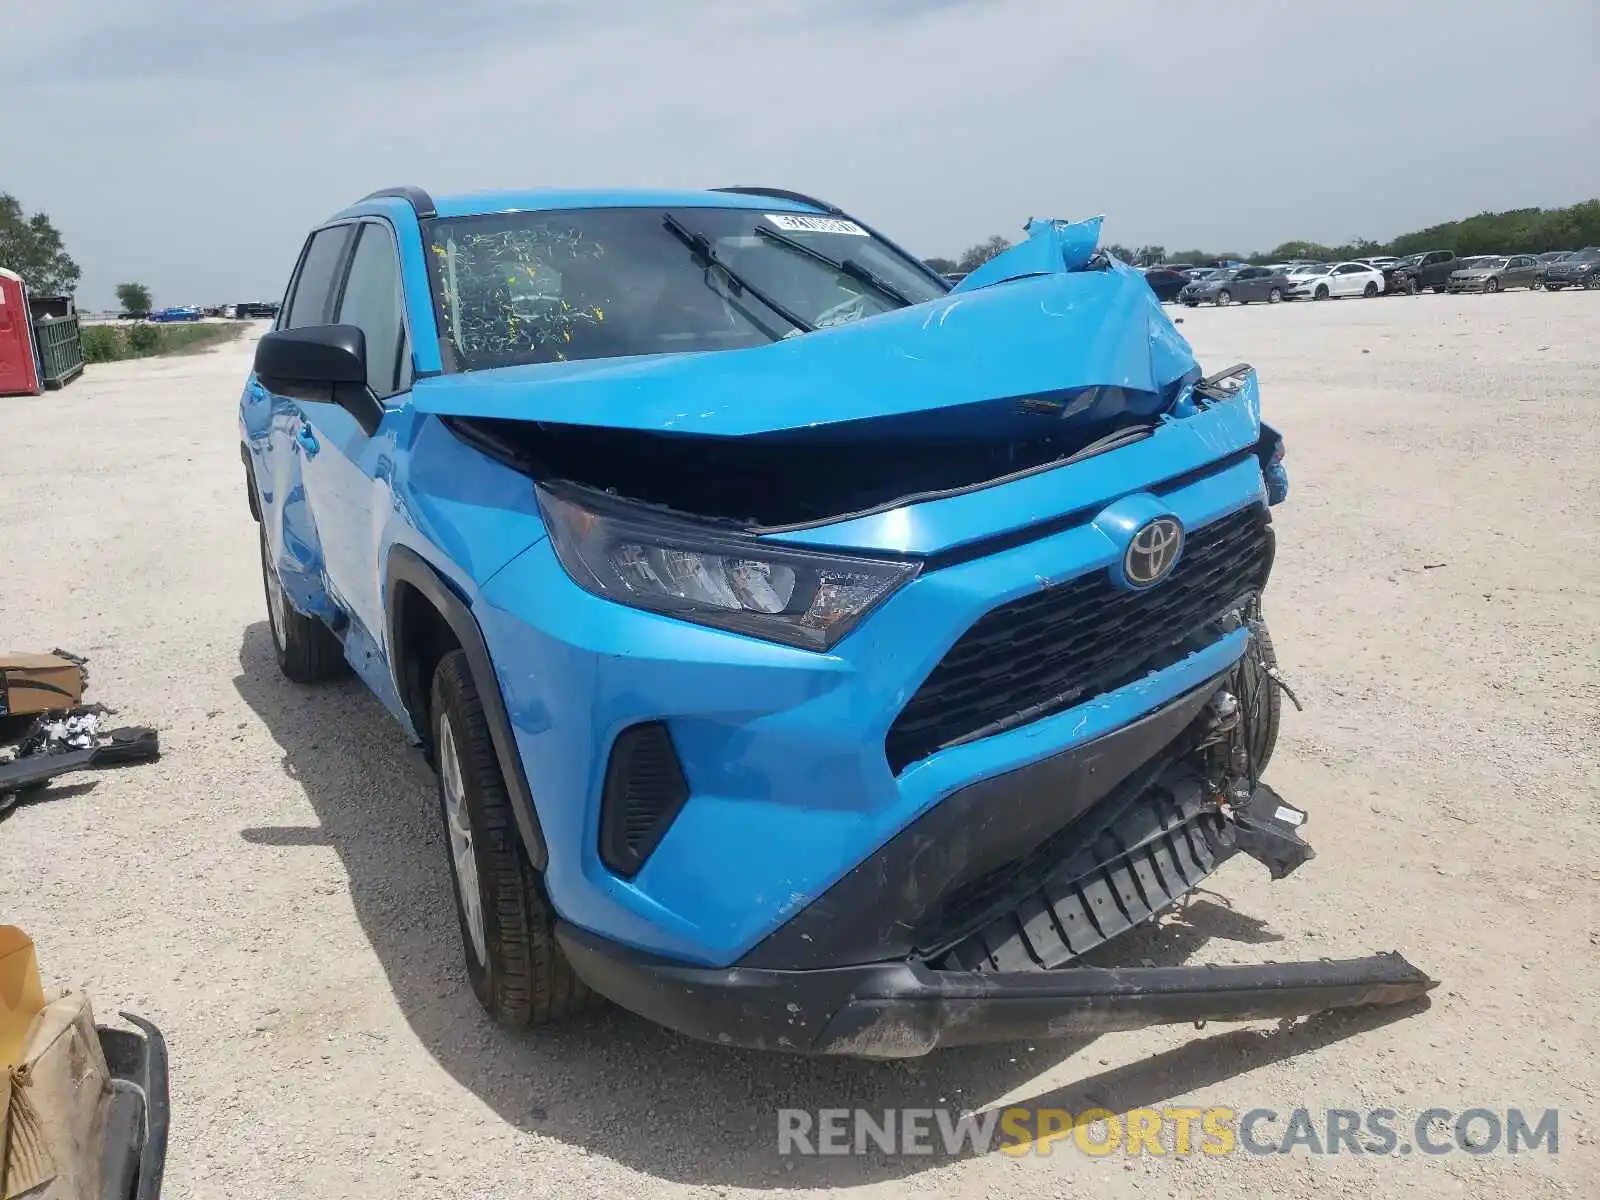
[777,1106,1559,1158]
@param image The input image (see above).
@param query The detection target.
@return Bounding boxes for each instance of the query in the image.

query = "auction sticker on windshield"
[766,214,868,236]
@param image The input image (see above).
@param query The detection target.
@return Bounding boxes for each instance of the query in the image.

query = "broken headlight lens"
[537,485,919,651]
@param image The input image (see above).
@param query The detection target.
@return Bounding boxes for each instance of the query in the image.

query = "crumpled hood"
[411,218,1198,437]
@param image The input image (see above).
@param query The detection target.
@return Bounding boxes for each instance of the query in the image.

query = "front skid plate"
[814,952,1437,1057]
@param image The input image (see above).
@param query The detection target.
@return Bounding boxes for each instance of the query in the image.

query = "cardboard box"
[0,654,85,719]
[2,929,112,1200]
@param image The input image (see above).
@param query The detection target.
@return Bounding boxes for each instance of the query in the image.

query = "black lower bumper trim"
[558,922,1436,1058]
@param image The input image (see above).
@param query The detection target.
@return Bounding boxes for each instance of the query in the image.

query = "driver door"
[294,220,412,645]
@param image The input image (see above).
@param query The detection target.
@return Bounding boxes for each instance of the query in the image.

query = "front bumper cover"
[557,681,1438,1056]
[558,919,1435,1058]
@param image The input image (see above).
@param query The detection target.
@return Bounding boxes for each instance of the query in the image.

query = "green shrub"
[81,325,125,363]
[125,322,160,353]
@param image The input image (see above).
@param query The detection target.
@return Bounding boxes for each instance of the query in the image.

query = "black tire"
[1585,276,1600,291]
[1406,278,1420,295]
[430,650,594,1029]
[1363,281,1379,297]
[1432,284,1447,294]
[1314,285,1330,301]
[1267,287,1283,304]
[1485,277,1499,293]
[1234,615,1283,774]
[259,528,346,683]
[1215,290,1232,306]
[1530,277,1544,290]
[1184,300,1198,308]
[1547,283,1564,292]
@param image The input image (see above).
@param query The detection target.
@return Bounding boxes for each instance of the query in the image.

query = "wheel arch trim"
[384,544,549,869]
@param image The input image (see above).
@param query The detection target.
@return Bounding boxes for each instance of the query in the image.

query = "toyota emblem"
[1124,516,1184,586]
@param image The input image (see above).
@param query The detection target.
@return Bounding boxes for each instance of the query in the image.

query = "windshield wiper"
[661,214,814,335]
[753,224,917,309]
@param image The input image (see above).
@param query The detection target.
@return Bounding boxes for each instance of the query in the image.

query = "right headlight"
[537,485,919,651]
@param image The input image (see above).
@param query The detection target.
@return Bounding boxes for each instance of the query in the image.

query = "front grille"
[885,504,1270,772]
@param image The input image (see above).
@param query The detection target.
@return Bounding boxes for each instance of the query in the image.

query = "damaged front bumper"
[557,676,1437,1057]
[560,924,1433,1057]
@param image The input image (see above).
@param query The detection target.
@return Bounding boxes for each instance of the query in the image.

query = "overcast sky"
[5,0,1597,308]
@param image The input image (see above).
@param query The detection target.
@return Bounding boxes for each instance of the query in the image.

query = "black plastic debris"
[0,704,160,820]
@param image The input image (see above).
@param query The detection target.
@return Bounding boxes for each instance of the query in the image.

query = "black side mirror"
[255,324,366,392]
[254,325,384,434]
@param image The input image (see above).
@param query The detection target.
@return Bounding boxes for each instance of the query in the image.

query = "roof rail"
[358,186,437,219]
[712,186,843,215]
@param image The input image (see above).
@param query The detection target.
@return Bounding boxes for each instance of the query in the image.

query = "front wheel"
[1485,277,1499,293]
[1314,285,1330,301]
[1215,290,1232,307]
[1585,276,1600,290]
[1267,287,1283,303]
[1530,277,1544,290]
[258,528,346,683]
[1406,278,1420,295]
[1363,281,1379,297]
[1547,283,1565,292]
[430,650,595,1029]
[1234,615,1283,774]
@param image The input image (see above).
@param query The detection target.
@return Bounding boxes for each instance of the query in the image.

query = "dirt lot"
[2,294,1596,1199]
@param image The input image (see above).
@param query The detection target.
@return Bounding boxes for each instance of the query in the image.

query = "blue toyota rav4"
[240,186,1431,1056]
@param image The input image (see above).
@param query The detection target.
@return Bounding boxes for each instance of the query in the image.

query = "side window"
[284,227,352,329]
[336,223,408,399]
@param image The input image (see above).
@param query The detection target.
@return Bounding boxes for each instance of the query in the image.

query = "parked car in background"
[234,301,282,319]
[117,310,151,321]
[1286,261,1385,300]
[1177,265,1292,306]
[1357,256,1398,271]
[150,305,203,322]
[1535,251,1572,265]
[1140,267,1190,302]
[1541,247,1600,290]
[1389,251,1460,294]
[1445,255,1541,293]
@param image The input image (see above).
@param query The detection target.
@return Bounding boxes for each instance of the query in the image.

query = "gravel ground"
[2,295,1595,1199]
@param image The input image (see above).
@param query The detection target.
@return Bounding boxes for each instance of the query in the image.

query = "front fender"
[383,544,549,870]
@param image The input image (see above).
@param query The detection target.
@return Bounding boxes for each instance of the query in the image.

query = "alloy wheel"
[439,714,488,966]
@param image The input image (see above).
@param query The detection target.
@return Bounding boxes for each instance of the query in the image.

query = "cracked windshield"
[425,206,948,369]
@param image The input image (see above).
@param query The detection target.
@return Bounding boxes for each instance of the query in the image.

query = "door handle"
[295,425,320,457]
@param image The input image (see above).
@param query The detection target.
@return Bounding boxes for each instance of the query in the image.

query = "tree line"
[5,188,1598,304]
[929,199,1600,273]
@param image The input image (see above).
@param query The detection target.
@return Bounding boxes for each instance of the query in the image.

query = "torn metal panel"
[950,215,1106,292]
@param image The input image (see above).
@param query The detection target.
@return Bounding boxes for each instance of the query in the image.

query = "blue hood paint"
[950,215,1105,292]
[411,238,1198,438]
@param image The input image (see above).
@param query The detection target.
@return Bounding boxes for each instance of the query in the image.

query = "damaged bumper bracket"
[557,923,1437,1058]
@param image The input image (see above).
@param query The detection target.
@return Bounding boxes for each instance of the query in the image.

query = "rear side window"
[337,224,408,398]
[285,227,352,329]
